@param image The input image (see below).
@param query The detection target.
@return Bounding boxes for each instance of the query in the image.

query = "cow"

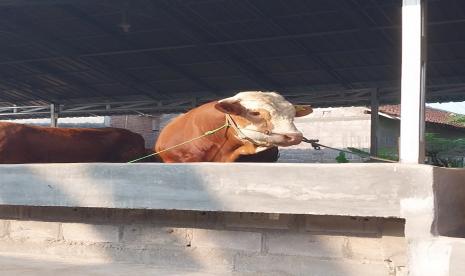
[0,122,147,163]
[154,91,312,162]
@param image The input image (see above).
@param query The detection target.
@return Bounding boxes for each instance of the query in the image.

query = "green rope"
[127,122,230,163]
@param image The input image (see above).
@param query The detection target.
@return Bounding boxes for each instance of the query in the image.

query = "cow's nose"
[282,133,303,145]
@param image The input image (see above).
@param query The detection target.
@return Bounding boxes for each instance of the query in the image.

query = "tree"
[344,133,465,167]
[425,133,465,167]
[449,114,465,126]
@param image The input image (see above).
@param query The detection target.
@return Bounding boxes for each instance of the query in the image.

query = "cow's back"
[0,122,146,163]
[154,113,204,162]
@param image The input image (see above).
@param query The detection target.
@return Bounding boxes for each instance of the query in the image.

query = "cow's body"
[155,91,311,163]
[0,122,146,163]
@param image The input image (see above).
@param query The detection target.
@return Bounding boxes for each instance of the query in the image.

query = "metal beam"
[1,27,465,68]
[17,59,114,101]
[0,11,164,101]
[0,79,52,102]
[244,0,354,89]
[0,0,102,6]
[151,0,282,90]
[0,0,400,10]
[0,99,201,118]
[60,4,221,97]
[343,0,397,50]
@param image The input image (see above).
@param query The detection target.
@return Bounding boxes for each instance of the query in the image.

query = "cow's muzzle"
[272,132,303,146]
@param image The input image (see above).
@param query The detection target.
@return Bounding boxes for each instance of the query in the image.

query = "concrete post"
[50,104,58,128]
[370,88,379,156]
[400,0,427,164]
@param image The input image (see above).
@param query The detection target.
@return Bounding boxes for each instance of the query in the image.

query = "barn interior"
[0,1,465,275]
[0,0,464,119]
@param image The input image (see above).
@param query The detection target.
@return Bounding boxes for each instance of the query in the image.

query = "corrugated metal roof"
[0,0,462,110]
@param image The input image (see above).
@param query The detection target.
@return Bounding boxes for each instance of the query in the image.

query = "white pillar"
[400,0,426,164]
[50,104,58,128]
[370,88,379,156]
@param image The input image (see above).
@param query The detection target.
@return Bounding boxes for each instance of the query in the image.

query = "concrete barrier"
[0,163,463,275]
[0,163,435,216]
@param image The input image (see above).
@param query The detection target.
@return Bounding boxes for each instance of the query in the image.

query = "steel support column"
[370,88,379,156]
[50,103,58,127]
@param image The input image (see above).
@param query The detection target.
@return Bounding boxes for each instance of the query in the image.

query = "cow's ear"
[215,98,245,115]
[294,105,313,117]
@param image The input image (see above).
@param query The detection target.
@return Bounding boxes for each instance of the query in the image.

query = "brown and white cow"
[155,91,312,162]
[0,122,147,163]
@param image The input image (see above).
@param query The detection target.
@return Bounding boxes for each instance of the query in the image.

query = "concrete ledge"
[0,163,436,218]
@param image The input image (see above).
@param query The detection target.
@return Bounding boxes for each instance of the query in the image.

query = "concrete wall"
[109,114,179,149]
[378,116,400,149]
[0,117,106,128]
[278,107,370,163]
[0,163,434,217]
[0,207,406,275]
[109,115,159,149]
[434,168,465,237]
[0,163,463,275]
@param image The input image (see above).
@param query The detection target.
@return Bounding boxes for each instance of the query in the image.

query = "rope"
[302,137,397,163]
[129,117,396,164]
[127,121,230,163]
[225,114,269,146]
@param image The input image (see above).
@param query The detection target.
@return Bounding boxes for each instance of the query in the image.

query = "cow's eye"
[249,111,260,116]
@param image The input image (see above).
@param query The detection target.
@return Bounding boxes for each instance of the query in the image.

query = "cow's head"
[214,91,312,147]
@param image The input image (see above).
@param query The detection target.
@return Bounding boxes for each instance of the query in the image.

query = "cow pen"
[0,1,464,275]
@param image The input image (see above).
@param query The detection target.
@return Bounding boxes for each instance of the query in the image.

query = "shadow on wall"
[0,163,391,274]
[0,164,217,271]
[433,167,465,238]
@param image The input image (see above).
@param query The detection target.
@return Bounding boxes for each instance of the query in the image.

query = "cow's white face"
[214,91,312,147]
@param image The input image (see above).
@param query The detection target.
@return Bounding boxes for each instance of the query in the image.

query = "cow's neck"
[194,103,260,161]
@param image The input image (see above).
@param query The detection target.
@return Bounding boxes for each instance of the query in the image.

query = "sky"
[427,101,465,115]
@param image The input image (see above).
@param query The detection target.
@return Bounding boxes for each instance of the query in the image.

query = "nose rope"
[301,137,397,163]
[225,114,271,147]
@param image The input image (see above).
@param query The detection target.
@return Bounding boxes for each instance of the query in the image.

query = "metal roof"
[0,0,464,114]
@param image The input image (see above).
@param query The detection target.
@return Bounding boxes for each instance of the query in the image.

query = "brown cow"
[155,91,312,162]
[0,122,146,163]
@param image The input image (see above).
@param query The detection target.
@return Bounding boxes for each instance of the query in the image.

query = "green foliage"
[347,147,399,162]
[377,147,399,161]
[448,114,465,126]
[346,147,369,157]
[425,133,465,155]
[425,133,465,167]
[332,133,464,167]
[335,152,349,163]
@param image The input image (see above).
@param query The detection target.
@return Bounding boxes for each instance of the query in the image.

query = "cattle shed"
[0,0,465,275]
